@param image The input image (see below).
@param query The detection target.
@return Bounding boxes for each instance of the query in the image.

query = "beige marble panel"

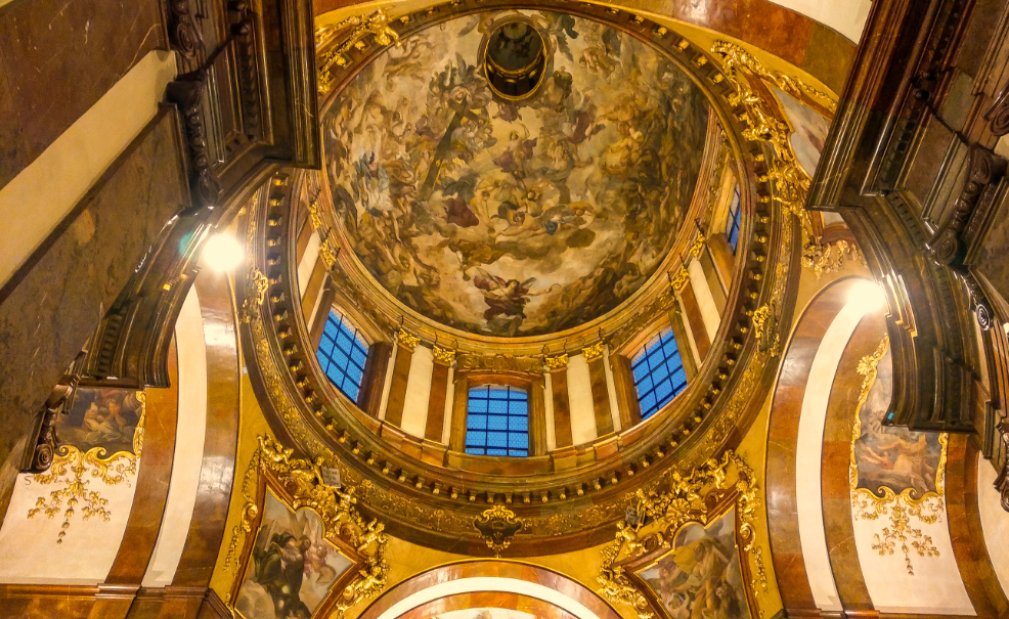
[142,286,208,587]
[567,355,597,446]
[401,345,434,438]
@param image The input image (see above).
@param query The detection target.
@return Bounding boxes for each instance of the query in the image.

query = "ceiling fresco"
[323,10,709,336]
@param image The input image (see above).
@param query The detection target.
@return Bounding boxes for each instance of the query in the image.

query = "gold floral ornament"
[597,451,763,619]
[240,266,269,324]
[27,392,145,543]
[474,505,525,556]
[849,337,948,575]
[317,10,406,95]
[225,436,389,617]
[714,39,847,268]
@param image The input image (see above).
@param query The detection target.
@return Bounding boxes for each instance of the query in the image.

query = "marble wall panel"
[0,0,166,188]
[0,110,189,513]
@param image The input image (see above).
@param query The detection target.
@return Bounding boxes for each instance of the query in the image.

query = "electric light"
[202,232,245,272]
[848,278,887,315]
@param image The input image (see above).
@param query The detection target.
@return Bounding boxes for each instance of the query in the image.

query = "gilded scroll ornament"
[474,504,525,556]
[849,337,948,575]
[225,435,389,617]
[582,341,606,362]
[396,328,421,352]
[240,266,270,324]
[432,345,457,366]
[801,238,863,276]
[545,353,569,370]
[317,10,405,94]
[597,451,763,618]
[27,392,145,543]
[456,352,544,374]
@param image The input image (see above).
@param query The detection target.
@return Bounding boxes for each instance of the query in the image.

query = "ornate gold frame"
[848,336,949,576]
[26,391,145,544]
[225,436,390,618]
[596,451,765,619]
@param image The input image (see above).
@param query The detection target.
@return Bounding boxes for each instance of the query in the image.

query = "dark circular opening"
[483,21,547,100]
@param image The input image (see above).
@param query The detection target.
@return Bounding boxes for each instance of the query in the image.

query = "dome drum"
[242,0,799,553]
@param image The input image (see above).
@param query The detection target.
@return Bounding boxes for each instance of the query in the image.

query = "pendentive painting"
[55,387,143,455]
[637,508,750,619]
[852,341,943,498]
[324,10,709,336]
[235,489,353,619]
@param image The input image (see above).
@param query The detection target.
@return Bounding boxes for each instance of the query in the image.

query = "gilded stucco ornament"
[240,266,270,324]
[474,504,525,556]
[317,10,405,95]
[225,435,389,617]
[27,393,145,543]
[712,40,848,279]
[597,451,764,618]
[849,337,948,576]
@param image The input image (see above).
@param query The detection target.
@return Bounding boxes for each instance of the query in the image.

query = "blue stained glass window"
[631,329,688,419]
[727,188,742,254]
[465,385,529,457]
[316,309,369,403]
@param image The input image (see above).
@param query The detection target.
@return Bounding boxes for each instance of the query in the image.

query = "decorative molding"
[800,238,863,276]
[474,505,524,556]
[240,266,269,324]
[395,328,420,352]
[849,337,948,575]
[986,83,1009,137]
[166,0,204,59]
[708,41,836,115]
[22,378,78,474]
[432,345,457,366]
[317,10,405,95]
[582,342,606,362]
[166,75,221,206]
[927,146,1006,269]
[456,352,544,375]
[225,435,389,618]
[597,451,763,618]
[27,393,145,543]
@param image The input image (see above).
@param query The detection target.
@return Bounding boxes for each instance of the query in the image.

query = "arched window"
[631,329,688,419]
[726,187,742,254]
[316,308,369,402]
[465,385,529,457]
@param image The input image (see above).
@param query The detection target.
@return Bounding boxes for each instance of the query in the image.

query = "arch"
[358,561,621,619]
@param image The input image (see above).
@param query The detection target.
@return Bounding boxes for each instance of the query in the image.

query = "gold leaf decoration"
[27,393,145,543]
[582,341,606,362]
[474,504,525,556]
[225,435,389,617]
[396,328,421,352]
[849,336,948,575]
[432,345,457,366]
[597,451,763,618]
[240,266,269,324]
[317,10,404,95]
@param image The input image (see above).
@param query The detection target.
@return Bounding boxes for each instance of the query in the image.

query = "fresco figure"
[57,387,142,455]
[639,510,750,619]
[236,492,352,619]
[323,9,709,336]
[853,345,942,498]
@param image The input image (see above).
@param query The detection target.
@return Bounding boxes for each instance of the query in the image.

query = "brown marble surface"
[766,281,850,613]
[0,0,167,188]
[172,271,241,587]
[0,109,189,517]
[821,315,881,611]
